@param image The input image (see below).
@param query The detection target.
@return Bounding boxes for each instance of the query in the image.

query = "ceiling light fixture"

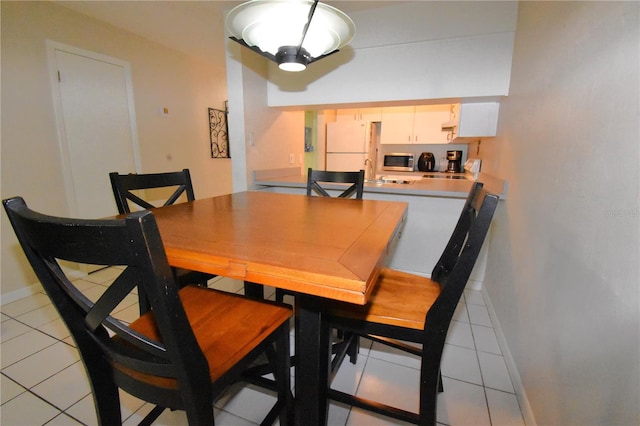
[225,0,356,72]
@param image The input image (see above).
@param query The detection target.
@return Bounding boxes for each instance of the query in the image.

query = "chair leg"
[137,406,166,426]
[79,343,122,425]
[89,379,121,425]
[182,383,214,425]
[269,324,293,426]
[420,351,444,425]
[346,333,359,364]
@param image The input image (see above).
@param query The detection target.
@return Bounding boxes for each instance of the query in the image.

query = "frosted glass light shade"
[225,0,355,71]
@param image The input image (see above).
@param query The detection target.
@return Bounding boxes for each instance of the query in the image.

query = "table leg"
[244,281,264,300]
[295,295,331,426]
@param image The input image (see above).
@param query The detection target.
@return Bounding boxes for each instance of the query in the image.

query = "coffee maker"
[446,150,463,173]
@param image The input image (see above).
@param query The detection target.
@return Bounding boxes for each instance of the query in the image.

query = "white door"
[48,41,141,219]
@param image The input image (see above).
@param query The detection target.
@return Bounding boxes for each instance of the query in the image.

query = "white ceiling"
[54,1,401,64]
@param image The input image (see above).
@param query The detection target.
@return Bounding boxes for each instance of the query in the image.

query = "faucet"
[364,158,374,181]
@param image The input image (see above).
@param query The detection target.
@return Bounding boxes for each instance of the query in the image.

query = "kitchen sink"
[422,173,468,180]
[381,178,416,184]
[365,174,469,185]
[369,175,421,184]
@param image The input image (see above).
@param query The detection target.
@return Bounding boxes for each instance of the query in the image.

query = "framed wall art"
[209,103,230,158]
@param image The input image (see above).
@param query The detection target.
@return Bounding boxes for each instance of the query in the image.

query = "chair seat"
[325,268,441,330]
[114,286,292,388]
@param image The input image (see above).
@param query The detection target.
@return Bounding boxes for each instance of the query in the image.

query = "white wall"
[265,1,518,107]
[482,2,639,424]
[226,27,307,191]
[1,2,231,299]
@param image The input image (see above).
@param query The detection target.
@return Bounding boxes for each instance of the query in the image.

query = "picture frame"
[209,104,230,158]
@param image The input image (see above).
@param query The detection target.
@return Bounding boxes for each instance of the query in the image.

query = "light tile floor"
[1,270,525,425]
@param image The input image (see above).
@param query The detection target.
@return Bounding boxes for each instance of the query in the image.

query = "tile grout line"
[463,292,497,426]
[480,287,530,425]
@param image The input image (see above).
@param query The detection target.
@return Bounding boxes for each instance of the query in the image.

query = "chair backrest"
[109,169,196,213]
[306,168,365,199]
[3,197,210,408]
[427,182,499,328]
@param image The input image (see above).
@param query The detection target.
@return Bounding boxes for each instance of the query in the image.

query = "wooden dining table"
[150,191,408,425]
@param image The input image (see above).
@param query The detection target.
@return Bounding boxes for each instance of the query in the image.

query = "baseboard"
[466,278,483,291]
[1,267,86,306]
[481,287,537,426]
[1,281,45,305]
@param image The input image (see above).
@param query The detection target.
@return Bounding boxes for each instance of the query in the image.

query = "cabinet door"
[336,108,382,122]
[380,106,414,144]
[360,107,382,122]
[336,108,360,122]
[413,105,452,144]
[458,103,499,137]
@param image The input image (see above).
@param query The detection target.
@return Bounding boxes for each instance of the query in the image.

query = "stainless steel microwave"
[383,153,415,171]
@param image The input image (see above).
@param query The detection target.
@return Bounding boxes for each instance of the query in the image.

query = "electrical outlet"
[289,153,295,164]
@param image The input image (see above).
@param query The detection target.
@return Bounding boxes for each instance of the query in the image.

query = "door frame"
[46,40,142,217]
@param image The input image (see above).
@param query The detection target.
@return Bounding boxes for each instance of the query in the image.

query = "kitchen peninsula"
[255,168,506,199]
[254,168,506,285]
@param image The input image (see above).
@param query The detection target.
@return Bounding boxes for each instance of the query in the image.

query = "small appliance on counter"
[446,150,463,173]
[382,153,415,172]
[417,152,435,172]
[421,158,481,181]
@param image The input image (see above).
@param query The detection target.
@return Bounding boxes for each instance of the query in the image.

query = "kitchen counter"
[252,167,506,282]
[253,168,507,199]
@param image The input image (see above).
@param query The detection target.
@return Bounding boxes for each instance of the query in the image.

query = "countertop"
[254,168,507,199]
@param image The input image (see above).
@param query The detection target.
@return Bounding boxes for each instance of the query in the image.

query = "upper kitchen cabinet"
[380,106,413,144]
[336,108,382,122]
[414,105,453,144]
[380,105,451,144]
[446,103,500,140]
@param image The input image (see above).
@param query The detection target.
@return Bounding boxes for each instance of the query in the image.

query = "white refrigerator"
[325,121,373,171]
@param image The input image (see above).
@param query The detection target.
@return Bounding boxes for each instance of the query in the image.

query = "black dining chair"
[323,182,499,425]
[3,197,293,426]
[306,168,365,199]
[109,169,215,312]
[109,169,196,213]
